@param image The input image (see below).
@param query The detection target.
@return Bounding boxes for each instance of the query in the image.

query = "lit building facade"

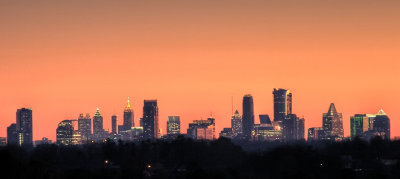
[143,100,159,140]
[56,120,74,145]
[78,113,91,143]
[93,108,104,141]
[322,103,344,140]
[16,108,33,147]
[187,117,216,140]
[273,88,292,122]
[231,110,242,138]
[167,116,180,135]
[308,127,323,141]
[252,125,282,141]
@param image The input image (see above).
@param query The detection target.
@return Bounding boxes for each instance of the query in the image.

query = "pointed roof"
[327,103,337,115]
[94,107,102,117]
[377,109,386,116]
[125,97,131,109]
[234,110,239,115]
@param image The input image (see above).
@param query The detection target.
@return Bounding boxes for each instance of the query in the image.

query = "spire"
[95,107,102,116]
[377,109,386,116]
[234,110,239,115]
[327,103,337,115]
[125,97,131,110]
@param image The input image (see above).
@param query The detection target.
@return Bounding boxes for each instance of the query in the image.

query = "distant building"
[350,109,390,140]
[0,137,6,146]
[139,118,144,127]
[242,94,254,139]
[373,109,390,139]
[252,125,282,141]
[78,113,91,143]
[259,114,272,125]
[282,114,305,141]
[121,97,134,131]
[167,116,180,135]
[16,108,33,147]
[308,127,323,141]
[350,114,370,140]
[273,88,292,122]
[34,137,52,146]
[143,100,159,140]
[93,108,104,141]
[231,110,242,138]
[219,128,233,139]
[7,123,17,145]
[187,117,216,140]
[322,103,344,140]
[56,120,74,145]
[111,115,117,134]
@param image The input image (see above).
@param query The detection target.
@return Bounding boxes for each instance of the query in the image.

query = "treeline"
[1,137,400,179]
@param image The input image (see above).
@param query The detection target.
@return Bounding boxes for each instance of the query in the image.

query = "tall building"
[282,114,305,141]
[167,116,180,135]
[93,108,104,141]
[373,109,390,139]
[231,110,242,137]
[187,117,215,140]
[56,120,74,145]
[143,100,159,140]
[16,108,33,147]
[322,103,344,140]
[7,123,17,145]
[350,114,370,139]
[78,113,91,143]
[123,97,134,131]
[111,115,117,134]
[242,94,254,139]
[259,114,272,125]
[273,88,292,122]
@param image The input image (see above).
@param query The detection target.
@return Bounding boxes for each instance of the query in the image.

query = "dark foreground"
[1,137,400,179]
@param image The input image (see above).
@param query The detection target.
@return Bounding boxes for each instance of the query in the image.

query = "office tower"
[322,103,344,140]
[242,94,254,139]
[7,123,17,145]
[308,127,323,141]
[167,116,180,135]
[373,109,390,139]
[93,108,104,141]
[350,114,370,139]
[259,114,272,125]
[111,115,117,134]
[123,97,134,131]
[56,120,74,145]
[187,117,216,140]
[16,108,33,146]
[143,100,159,140]
[282,114,305,141]
[78,113,91,142]
[273,88,292,122]
[231,110,242,137]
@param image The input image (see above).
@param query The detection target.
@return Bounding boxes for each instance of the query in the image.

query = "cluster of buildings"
[1,88,392,147]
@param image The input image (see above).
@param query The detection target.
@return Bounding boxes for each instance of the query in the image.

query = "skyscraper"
[78,113,91,142]
[167,116,180,135]
[373,109,390,139]
[231,110,242,137]
[282,114,305,141]
[7,123,17,145]
[123,97,134,130]
[242,94,254,139]
[93,108,104,141]
[322,103,344,140]
[16,108,33,147]
[143,100,159,140]
[56,120,74,145]
[111,115,117,134]
[273,88,292,122]
[350,114,370,140]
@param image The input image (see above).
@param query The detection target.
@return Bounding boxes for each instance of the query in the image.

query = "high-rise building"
[111,115,117,134]
[56,120,74,145]
[231,110,242,137]
[282,114,305,141]
[242,94,254,139]
[322,103,344,140]
[273,88,292,122]
[373,109,390,139]
[16,108,33,147]
[78,113,91,143]
[7,123,17,145]
[93,108,104,141]
[350,114,370,140]
[259,114,272,125]
[167,116,180,135]
[143,100,159,140]
[308,127,323,141]
[123,97,134,131]
[187,117,216,140]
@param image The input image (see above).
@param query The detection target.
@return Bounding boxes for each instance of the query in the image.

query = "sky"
[0,0,399,141]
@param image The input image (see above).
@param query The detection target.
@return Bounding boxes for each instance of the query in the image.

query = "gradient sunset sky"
[1,0,399,141]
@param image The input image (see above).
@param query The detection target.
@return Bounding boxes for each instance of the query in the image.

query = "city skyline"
[1,0,399,141]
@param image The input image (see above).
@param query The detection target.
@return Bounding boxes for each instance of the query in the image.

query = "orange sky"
[0,0,399,141]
